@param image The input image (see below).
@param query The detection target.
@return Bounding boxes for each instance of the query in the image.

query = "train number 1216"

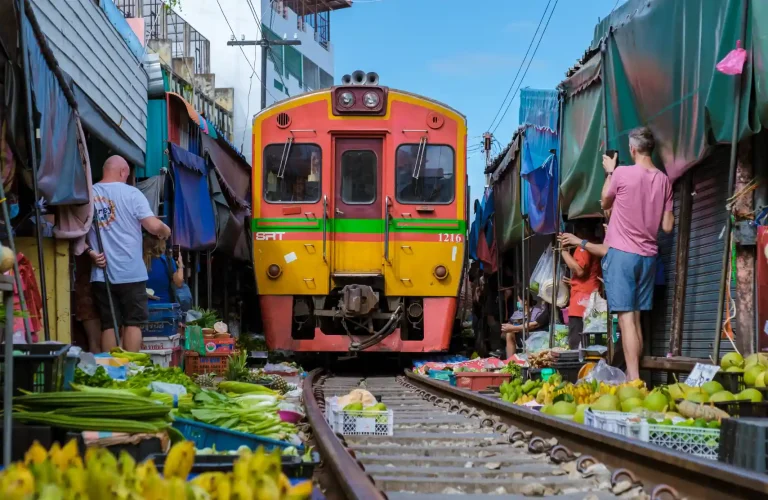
[438,233,463,242]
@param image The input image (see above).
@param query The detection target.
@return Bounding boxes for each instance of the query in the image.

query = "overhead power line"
[491,0,559,134]
[487,0,553,133]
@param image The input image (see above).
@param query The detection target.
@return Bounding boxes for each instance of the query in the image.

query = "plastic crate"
[713,400,768,418]
[427,370,456,385]
[455,372,511,391]
[141,334,182,351]
[637,421,720,460]
[172,417,293,452]
[184,351,231,376]
[583,409,641,436]
[148,452,320,479]
[714,371,745,393]
[325,399,393,436]
[63,355,78,391]
[143,302,181,337]
[718,417,768,473]
[0,344,69,398]
[171,347,183,368]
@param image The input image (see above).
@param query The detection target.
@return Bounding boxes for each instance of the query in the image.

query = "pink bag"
[716,40,747,75]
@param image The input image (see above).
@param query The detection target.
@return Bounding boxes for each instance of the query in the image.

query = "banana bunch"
[110,347,151,366]
[0,440,313,500]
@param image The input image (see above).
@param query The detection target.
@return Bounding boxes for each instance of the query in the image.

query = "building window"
[303,57,319,91]
[319,69,333,89]
[274,79,284,92]
[284,45,303,87]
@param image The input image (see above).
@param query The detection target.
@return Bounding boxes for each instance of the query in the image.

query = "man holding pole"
[86,156,171,352]
[600,127,674,380]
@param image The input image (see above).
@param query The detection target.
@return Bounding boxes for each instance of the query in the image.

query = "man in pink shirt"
[601,127,674,380]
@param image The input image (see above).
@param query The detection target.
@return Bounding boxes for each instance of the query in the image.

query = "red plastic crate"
[455,372,512,391]
[184,351,233,376]
[171,347,183,368]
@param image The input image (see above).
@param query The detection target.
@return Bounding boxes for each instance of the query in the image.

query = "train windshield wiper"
[411,137,428,180]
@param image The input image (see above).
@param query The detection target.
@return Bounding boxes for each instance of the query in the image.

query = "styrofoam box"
[583,409,642,436]
[141,334,181,351]
[141,348,175,368]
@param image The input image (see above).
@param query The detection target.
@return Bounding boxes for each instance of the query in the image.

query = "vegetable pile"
[0,439,312,499]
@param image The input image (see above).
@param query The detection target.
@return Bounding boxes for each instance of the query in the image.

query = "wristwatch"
[580,240,588,250]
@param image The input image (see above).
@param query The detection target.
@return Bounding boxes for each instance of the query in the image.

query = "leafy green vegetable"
[73,366,113,387]
[119,366,200,394]
[188,307,220,329]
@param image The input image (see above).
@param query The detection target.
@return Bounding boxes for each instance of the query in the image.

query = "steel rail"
[405,370,768,500]
[303,369,386,500]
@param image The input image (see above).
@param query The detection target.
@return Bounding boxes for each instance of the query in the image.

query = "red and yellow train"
[251,71,467,353]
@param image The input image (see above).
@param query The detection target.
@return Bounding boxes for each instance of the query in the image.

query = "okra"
[52,404,172,419]
[12,412,169,433]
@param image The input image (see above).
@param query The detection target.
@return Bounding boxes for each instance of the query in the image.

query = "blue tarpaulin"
[100,0,145,62]
[23,17,88,206]
[468,199,480,261]
[144,99,168,177]
[169,144,216,251]
[519,89,560,234]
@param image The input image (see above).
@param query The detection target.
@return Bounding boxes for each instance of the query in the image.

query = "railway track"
[303,369,768,500]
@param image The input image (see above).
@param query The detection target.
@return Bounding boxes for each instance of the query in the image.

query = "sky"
[330,0,623,205]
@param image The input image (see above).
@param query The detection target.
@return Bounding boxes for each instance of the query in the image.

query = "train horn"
[341,74,352,85]
[351,70,366,85]
[366,72,379,85]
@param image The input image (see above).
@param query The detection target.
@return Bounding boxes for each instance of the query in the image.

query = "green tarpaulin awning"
[491,134,524,251]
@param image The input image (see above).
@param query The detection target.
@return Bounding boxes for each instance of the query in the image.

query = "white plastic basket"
[638,422,720,460]
[325,398,393,436]
[583,409,641,436]
[141,334,181,351]
[141,348,174,368]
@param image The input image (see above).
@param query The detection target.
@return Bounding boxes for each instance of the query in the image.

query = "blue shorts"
[602,248,656,312]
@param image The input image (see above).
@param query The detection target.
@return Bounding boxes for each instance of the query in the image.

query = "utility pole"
[227,37,302,109]
[483,132,493,185]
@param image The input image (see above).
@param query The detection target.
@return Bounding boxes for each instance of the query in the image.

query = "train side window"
[263,143,322,203]
[341,150,377,204]
[395,144,455,204]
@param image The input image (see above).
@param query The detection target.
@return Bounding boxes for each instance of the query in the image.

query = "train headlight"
[433,265,448,280]
[267,264,282,279]
[339,92,355,108]
[363,91,380,108]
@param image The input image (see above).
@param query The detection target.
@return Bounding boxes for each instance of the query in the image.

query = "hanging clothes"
[169,144,216,251]
[7,253,44,337]
[54,117,93,253]
[138,173,166,217]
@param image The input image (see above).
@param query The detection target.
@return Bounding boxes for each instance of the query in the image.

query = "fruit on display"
[737,388,764,403]
[573,404,589,424]
[720,352,744,370]
[617,386,644,402]
[620,397,644,412]
[709,390,736,402]
[0,440,312,500]
[744,364,766,387]
[700,381,724,396]
[744,353,768,368]
[550,401,577,416]
[592,394,621,412]
[684,390,709,403]
[642,390,670,412]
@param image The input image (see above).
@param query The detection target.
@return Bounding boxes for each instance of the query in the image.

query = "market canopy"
[169,143,216,251]
[202,134,250,209]
[490,134,524,252]
[559,53,605,219]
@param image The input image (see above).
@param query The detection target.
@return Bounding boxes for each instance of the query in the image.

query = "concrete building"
[140,0,351,165]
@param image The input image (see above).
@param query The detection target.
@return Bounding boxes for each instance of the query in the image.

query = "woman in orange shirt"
[559,223,602,350]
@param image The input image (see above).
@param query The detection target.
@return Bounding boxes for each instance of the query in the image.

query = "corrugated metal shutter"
[652,146,735,359]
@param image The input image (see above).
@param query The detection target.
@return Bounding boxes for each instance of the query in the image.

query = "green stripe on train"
[252,218,467,234]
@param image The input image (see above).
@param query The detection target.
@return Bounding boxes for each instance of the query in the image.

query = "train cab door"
[331,138,384,278]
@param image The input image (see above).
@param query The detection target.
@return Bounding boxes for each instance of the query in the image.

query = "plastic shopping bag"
[582,291,608,333]
[530,245,555,293]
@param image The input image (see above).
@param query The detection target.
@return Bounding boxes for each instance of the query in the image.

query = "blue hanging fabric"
[169,144,216,251]
[22,17,88,205]
[468,199,480,261]
[519,88,560,234]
